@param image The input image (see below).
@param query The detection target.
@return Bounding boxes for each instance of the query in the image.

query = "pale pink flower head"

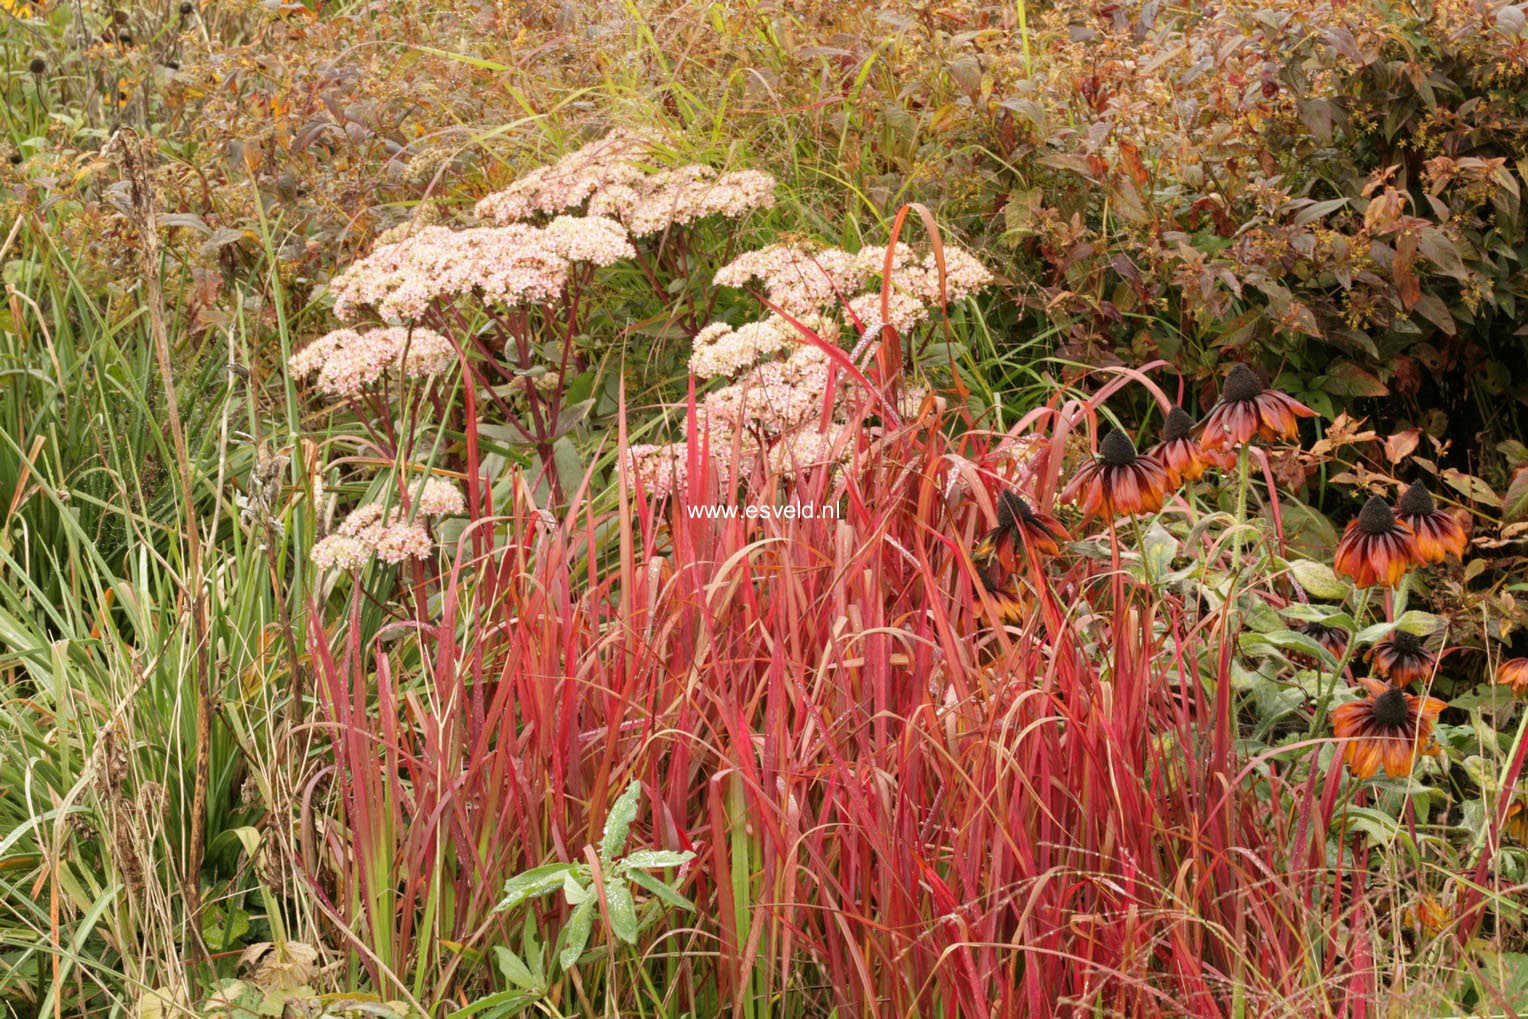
[414,477,466,517]
[541,215,637,266]
[474,129,656,224]
[373,523,433,564]
[767,425,850,476]
[714,244,866,317]
[847,291,929,335]
[623,443,688,500]
[310,534,371,572]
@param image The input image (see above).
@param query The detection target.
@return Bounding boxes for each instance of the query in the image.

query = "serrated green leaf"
[496,863,573,913]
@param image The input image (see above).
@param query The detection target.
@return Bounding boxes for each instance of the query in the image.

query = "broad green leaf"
[604,880,640,944]
[622,849,694,870]
[600,780,643,863]
[627,869,696,913]
[557,898,595,971]
[496,864,574,913]
[492,946,537,991]
[1285,559,1349,600]
[562,872,589,906]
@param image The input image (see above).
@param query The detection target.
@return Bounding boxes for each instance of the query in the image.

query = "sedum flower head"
[414,477,467,517]
[288,326,455,399]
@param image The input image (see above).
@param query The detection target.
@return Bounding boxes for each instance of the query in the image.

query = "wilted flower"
[1199,363,1316,451]
[1334,496,1419,588]
[975,491,1069,571]
[1497,657,1528,697]
[1069,430,1172,520]
[1365,629,1437,687]
[1296,620,1348,660]
[1393,481,1467,564]
[1150,406,1213,487]
[1332,676,1446,779]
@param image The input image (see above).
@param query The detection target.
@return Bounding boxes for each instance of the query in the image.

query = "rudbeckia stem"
[1313,587,1372,737]
[1231,443,1252,576]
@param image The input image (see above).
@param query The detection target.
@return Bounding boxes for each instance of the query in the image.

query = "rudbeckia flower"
[1393,481,1467,564]
[1150,406,1214,487]
[1070,430,1172,521]
[974,491,1069,578]
[1199,363,1316,451]
[1497,657,1528,697]
[1331,676,1446,779]
[1296,620,1348,660]
[976,568,1031,624]
[1506,798,1528,845]
[1333,496,1420,588]
[1365,629,1437,687]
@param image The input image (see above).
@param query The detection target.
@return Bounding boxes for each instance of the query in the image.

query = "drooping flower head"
[1150,406,1214,487]
[1394,481,1468,564]
[1497,657,1528,697]
[1296,620,1349,660]
[1200,363,1316,451]
[1070,429,1172,520]
[1365,629,1437,687]
[1332,676,1446,779]
[974,491,1069,584]
[1333,496,1419,588]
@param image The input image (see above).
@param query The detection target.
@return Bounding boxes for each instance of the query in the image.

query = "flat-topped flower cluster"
[626,238,994,497]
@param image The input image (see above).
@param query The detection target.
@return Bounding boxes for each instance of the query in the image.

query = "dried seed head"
[1221,363,1264,403]
[1371,687,1411,728]
[1356,495,1397,535]
[29,57,46,75]
[1099,430,1138,467]
[1162,406,1195,443]
[1396,481,1436,517]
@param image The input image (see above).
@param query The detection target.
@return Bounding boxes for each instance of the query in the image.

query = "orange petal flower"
[1506,798,1528,845]
[1365,629,1437,687]
[1200,363,1316,451]
[1150,406,1214,487]
[1333,496,1420,588]
[1394,481,1468,564]
[1331,677,1446,779]
[974,491,1069,575]
[1496,657,1528,697]
[1069,430,1173,521]
[1296,620,1348,660]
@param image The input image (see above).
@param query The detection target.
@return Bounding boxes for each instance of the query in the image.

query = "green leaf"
[493,946,537,991]
[496,864,574,913]
[621,849,694,870]
[627,869,696,912]
[604,880,640,944]
[1503,468,1528,523]
[600,780,643,863]
[1285,559,1350,600]
[557,898,595,971]
[562,872,589,906]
